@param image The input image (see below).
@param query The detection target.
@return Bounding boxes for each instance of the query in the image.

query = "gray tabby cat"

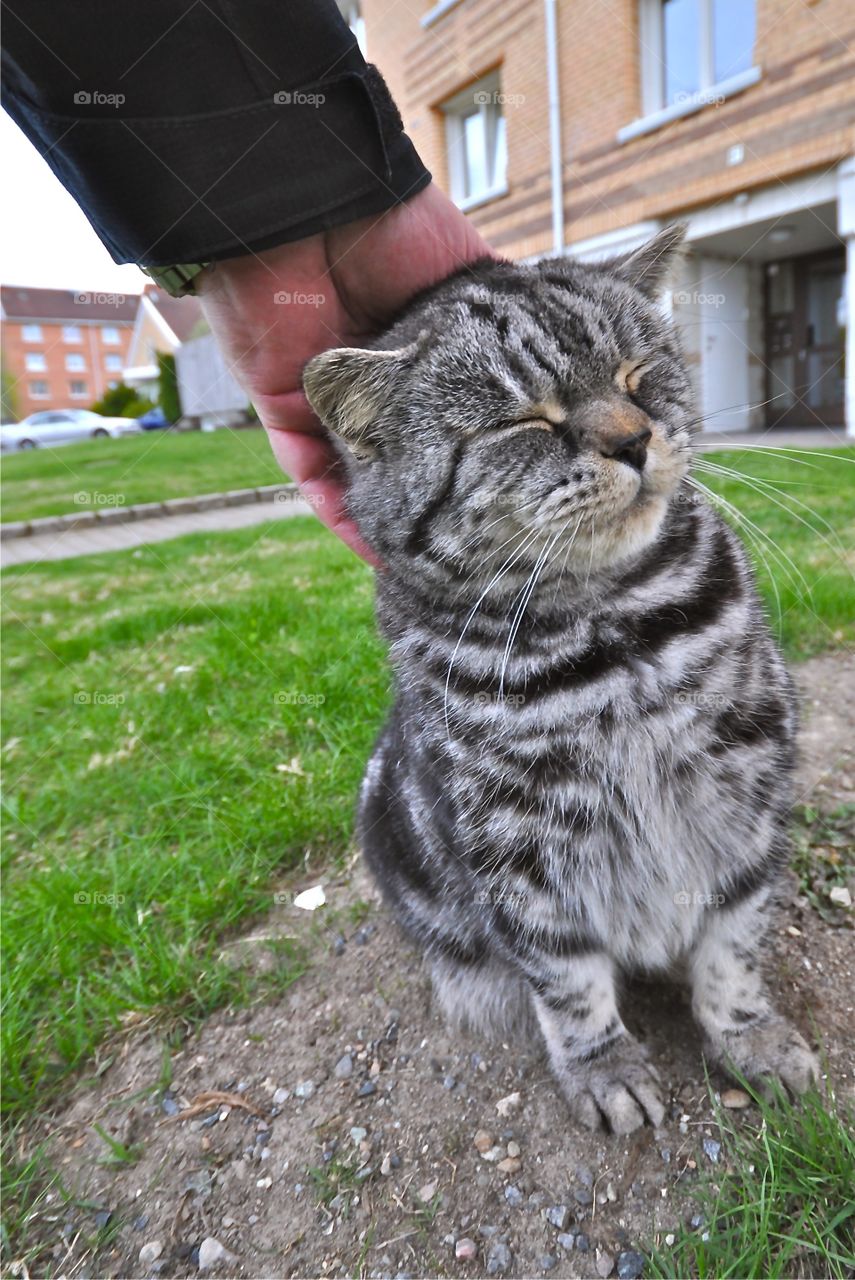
[303,225,818,1134]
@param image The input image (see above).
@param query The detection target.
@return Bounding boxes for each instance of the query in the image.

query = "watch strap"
[141,262,211,297]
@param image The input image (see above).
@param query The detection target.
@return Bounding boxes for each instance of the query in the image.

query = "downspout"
[544,0,564,255]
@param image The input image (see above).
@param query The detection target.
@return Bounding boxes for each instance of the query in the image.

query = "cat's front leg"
[688,891,818,1094]
[531,951,665,1134]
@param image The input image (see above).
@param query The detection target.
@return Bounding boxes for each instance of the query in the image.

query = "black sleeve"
[1,0,431,266]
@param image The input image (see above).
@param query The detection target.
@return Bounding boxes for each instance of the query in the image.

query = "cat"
[303,225,818,1134]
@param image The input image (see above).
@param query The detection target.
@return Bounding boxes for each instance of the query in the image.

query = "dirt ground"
[21,654,855,1280]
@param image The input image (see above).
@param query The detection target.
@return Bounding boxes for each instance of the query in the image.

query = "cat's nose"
[600,427,652,473]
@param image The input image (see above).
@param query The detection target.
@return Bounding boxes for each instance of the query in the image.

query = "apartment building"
[363,0,855,434]
[1,287,136,419]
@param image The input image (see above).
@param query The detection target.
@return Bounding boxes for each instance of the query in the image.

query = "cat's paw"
[560,1038,666,1135]
[710,1016,819,1096]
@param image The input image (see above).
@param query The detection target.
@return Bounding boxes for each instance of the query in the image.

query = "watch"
[141,262,211,297]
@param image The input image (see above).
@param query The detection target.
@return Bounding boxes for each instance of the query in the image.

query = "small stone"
[358,1080,376,1097]
[380,1154,393,1176]
[473,1130,494,1153]
[702,1138,722,1164]
[504,1185,524,1207]
[576,1165,594,1187]
[198,1238,235,1270]
[545,1204,569,1230]
[495,1091,521,1117]
[689,1213,705,1230]
[540,1255,557,1272]
[294,1080,315,1099]
[139,1241,163,1266]
[597,1252,615,1278]
[160,1094,180,1116]
[350,1126,368,1144]
[557,1233,576,1251]
[486,1241,512,1274]
[576,1234,590,1253]
[506,1141,521,1158]
[616,1250,646,1279]
[256,1176,272,1189]
[497,1157,522,1174]
[721,1088,751,1110]
[660,1147,672,1162]
[94,1210,113,1230]
[332,934,346,955]
[481,1145,505,1163]
[830,885,852,908]
[419,1181,437,1203]
[664,1234,675,1246]
[133,1215,149,1232]
[573,1187,593,1207]
[272,1087,290,1105]
[456,1238,478,1261]
[354,925,375,944]
[443,1075,457,1090]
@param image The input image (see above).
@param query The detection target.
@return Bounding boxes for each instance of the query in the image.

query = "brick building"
[362,0,854,434]
[1,287,137,420]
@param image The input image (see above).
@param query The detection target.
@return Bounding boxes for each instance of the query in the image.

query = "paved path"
[699,426,849,448]
[1,495,312,568]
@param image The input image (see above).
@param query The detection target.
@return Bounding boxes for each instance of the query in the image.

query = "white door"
[699,258,751,433]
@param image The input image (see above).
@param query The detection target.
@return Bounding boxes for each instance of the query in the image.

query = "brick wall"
[3,319,133,419]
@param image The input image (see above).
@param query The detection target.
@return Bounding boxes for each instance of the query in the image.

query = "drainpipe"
[544,0,564,255]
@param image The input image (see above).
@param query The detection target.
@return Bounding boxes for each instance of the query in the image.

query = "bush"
[90,383,154,419]
[157,353,182,423]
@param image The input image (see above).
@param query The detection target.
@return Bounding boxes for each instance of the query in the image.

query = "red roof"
[1,285,138,324]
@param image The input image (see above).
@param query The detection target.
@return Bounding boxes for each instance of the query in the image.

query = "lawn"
[1,448,854,1272]
[0,426,284,523]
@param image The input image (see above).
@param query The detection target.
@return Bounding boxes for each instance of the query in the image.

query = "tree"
[157,353,182,423]
[1,349,19,421]
[91,382,154,418]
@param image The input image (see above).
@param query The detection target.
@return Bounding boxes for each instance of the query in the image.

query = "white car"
[0,409,142,451]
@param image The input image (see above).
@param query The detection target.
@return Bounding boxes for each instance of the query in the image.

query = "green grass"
[0,426,284,523]
[650,1083,855,1279]
[1,517,384,1118]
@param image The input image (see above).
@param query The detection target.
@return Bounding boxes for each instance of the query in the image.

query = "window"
[101,326,121,345]
[640,0,756,114]
[22,323,42,342]
[69,380,88,398]
[442,72,508,211]
[63,325,82,343]
[29,380,49,398]
[338,0,365,55]
[105,354,123,372]
[65,353,86,372]
[25,352,47,372]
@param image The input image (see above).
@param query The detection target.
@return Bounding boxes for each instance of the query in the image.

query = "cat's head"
[304,224,694,581]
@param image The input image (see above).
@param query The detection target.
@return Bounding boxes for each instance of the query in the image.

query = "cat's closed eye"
[615,358,653,399]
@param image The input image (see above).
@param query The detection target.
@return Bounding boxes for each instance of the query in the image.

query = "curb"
[0,483,301,541]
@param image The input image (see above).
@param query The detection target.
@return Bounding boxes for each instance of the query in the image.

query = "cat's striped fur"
[304,225,818,1133]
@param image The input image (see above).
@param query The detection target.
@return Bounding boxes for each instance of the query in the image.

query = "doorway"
[765,250,846,428]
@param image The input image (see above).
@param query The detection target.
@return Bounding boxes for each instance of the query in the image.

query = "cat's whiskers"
[497,526,566,702]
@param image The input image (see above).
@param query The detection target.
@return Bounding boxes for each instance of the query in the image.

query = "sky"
[1,110,147,295]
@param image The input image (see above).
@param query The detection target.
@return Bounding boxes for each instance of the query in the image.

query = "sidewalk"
[1,494,312,568]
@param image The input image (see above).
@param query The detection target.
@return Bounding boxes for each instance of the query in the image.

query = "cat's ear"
[610,223,687,300]
[303,345,413,457]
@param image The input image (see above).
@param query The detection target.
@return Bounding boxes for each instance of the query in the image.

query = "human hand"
[197,183,494,562]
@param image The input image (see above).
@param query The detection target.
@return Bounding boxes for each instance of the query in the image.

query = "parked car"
[136,406,171,430]
[0,409,142,451]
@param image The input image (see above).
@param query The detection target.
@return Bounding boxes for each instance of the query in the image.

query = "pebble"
[481,1145,505,1163]
[540,1255,557,1272]
[689,1214,706,1230]
[354,925,375,945]
[198,1238,235,1271]
[332,934,346,955]
[574,1188,594,1207]
[160,1094,180,1116]
[660,1147,672,1163]
[256,1177,272,1189]
[702,1138,722,1164]
[497,1157,522,1174]
[350,1126,368,1144]
[456,1238,478,1261]
[830,885,852,908]
[473,1130,494,1153]
[605,1182,617,1202]
[139,1241,163,1266]
[576,1234,590,1253]
[486,1242,512,1274]
[380,1154,393,1177]
[358,1081,377,1097]
[419,1181,437,1203]
[504,1186,524,1207]
[576,1165,594,1187]
[272,1087,290,1106]
[94,1210,113,1230]
[721,1088,751,1110]
[546,1204,570,1230]
[294,1081,315,1100]
[495,1092,521,1117]
[478,1225,499,1239]
[443,1075,457,1090]
[506,1141,521,1159]
[557,1233,576,1251]
[596,1252,615,1278]
[617,1250,646,1279]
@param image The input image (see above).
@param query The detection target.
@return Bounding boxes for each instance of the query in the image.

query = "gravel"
[545,1204,570,1229]
[617,1250,647,1278]
[486,1241,512,1274]
[334,1054,354,1079]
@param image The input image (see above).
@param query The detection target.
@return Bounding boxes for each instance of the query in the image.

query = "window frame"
[65,353,86,372]
[25,352,47,372]
[69,379,89,398]
[104,354,123,372]
[442,71,509,213]
[62,325,83,344]
[101,326,121,345]
[22,324,43,342]
[29,381,50,399]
